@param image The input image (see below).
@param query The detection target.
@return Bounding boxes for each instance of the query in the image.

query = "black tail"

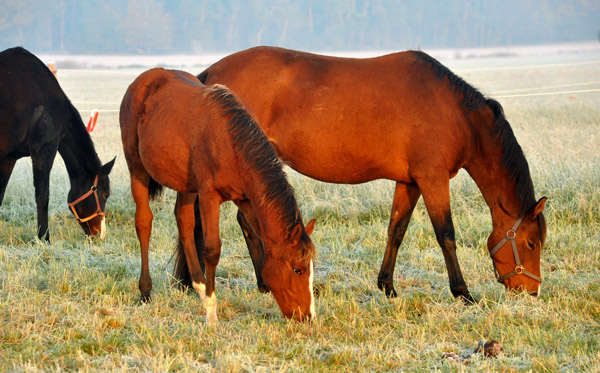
[173,237,192,288]
[197,69,209,84]
[173,198,205,288]
[148,177,163,200]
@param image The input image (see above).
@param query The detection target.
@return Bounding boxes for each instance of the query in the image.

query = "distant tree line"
[1,0,599,54]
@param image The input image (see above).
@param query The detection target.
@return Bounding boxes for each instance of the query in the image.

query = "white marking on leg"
[309,260,315,318]
[537,283,541,297]
[204,292,218,325]
[99,217,106,239]
[192,281,206,301]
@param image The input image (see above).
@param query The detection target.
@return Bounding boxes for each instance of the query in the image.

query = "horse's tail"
[148,177,163,201]
[197,68,209,84]
[173,198,204,289]
[173,236,192,288]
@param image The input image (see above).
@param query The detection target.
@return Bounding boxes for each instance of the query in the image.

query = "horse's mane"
[205,85,314,256]
[66,101,102,163]
[413,51,537,216]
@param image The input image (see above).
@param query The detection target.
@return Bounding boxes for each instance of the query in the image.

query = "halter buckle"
[506,229,516,239]
[514,265,524,274]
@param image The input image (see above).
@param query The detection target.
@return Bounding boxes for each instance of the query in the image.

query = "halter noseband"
[68,175,105,223]
[489,216,542,284]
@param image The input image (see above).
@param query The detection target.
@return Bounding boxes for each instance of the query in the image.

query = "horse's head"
[68,157,115,239]
[488,197,547,295]
[262,218,316,321]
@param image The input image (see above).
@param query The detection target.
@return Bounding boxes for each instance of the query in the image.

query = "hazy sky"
[1,0,599,54]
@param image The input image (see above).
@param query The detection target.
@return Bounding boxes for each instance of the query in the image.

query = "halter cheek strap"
[489,216,542,284]
[68,175,105,223]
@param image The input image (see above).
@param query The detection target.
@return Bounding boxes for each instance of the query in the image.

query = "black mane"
[413,51,537,215]
[205,86,313,253]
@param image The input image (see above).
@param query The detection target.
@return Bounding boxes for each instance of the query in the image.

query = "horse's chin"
[506,281,541,297]
[82,217,107,239]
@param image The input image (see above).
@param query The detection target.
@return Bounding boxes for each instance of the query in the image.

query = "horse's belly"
[266,117,411,184]
[278,143,410,184]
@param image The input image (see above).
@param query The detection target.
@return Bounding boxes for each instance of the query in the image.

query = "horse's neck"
[57,106,100,182]
[465,140,521,226]
[244,179,297,252]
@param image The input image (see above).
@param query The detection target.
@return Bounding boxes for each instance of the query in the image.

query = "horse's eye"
[527,241,535,250]
[293,268,302,276]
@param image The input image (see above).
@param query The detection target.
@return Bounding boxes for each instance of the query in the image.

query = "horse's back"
[200,47,472,183]
[0,47,69,158]
[0,47,65,106]
[121,69,238,193]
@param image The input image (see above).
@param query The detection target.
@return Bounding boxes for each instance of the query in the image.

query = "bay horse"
[192,46,547,301]
[120,68,316,324]
[0,47,115,240]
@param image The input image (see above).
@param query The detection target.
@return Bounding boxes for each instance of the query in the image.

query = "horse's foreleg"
[417,176,475,304]
[197,192,222,325]
[131,175,153,303]
[377,182,421,297]
[175,193,206,297]
[31,148,58,241]
[0,158,17,205]
[236,206,269,293]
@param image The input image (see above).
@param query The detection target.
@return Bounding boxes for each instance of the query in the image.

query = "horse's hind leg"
[130,173,154,302]
[0,158,18,205]
[193,198,205,274]
[377,182,421,297]
[236,207,269,293]
[417,175,475,304]
[175,192,207,297]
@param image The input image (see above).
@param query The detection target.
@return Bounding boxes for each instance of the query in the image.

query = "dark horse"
[120,68,316,324]
[0,47,115,240]
[192,46,547,301]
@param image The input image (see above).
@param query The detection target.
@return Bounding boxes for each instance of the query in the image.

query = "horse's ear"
[529,196,547,220]
[101,156,116,176]
[305,219,316,236]
[289,223,303,245]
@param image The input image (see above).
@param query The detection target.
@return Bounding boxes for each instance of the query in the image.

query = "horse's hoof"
[258,283,270,294]
[140,294,152,304]
[206,313,219,326]
[460,293,478,305]
[377,281,397,298]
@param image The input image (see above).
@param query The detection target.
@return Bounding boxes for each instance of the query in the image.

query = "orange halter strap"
[489,216,542,284]
[68,175,105,223]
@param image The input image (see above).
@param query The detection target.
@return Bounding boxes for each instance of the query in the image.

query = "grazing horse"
[193,46,547,301]
[0,47,115,240]
[120,68,316,324]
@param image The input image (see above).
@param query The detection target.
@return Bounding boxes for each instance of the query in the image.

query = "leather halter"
[489,216,542,284]
[68,175,105,223]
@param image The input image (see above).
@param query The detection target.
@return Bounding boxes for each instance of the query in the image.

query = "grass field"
[1,50,599,371]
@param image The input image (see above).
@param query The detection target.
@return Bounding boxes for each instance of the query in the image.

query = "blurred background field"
[0,49,599,371]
